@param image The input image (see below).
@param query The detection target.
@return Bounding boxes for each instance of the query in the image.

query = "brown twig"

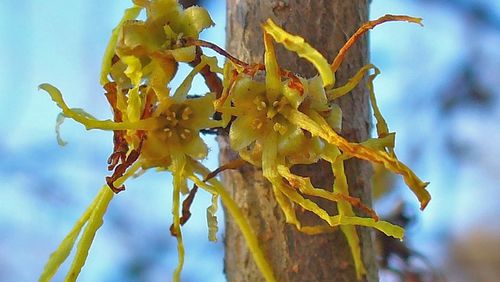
[170,185,199,236]
[185,38,304,94]
[203,158,247,182]
[185,38,250,69]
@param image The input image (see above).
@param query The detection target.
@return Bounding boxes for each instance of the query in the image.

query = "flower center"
[160,105,194,141]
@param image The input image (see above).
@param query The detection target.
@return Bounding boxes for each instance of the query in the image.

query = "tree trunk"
[220,1,377,281]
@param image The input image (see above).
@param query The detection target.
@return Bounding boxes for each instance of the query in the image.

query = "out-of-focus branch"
[415,0,500,30]
[178,0,197,8]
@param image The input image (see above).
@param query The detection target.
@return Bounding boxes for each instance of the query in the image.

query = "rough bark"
[220,1,377,281]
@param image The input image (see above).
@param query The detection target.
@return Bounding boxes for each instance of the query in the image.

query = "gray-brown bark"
[220,1,377,281]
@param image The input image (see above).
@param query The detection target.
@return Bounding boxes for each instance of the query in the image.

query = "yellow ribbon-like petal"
[184,6,215,35]
[188,160,277,282]
[262,19,334,87]
[327,64,375,100]
[207,193,219,242]
[39,83,164,131]
[39,188,104,282]
[171,153,187,282]
[263,32,281,103]
[100,5,142,85]
[331,152,366,279]
[282,107,431,210]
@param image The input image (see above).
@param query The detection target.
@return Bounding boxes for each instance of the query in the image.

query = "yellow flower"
[101,0,214,86]
[141,92,217,168]
[217,17,429,280]
[40,1,430,280]
[40,2,228,281]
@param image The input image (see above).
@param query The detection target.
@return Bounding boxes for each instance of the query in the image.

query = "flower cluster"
[39,1,430,281]
[215,17,429,279]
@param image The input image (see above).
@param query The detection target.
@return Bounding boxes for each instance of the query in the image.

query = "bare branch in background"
[415,0,500,30]
[178,0,198,8]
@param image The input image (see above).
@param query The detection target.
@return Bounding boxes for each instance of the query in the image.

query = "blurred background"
[0,0,499,281]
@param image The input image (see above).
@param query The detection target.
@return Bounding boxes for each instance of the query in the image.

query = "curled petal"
[53,108,98,146]
[39,188,105,281]
[118,20,165,55]
[184,6,215,35]
[40,83,164,131]
[282,107,431,210]
[127,87,142,123]
[100,5,142,85]
[274,175,404,238]
[367,67,391,143]
[282,81,304,109]
[65,188,114,281]
[263,32,281,102]
[122,55,142,86]
[203,55,223,74]
[50,163,140,281]
[327,64,375,100]
[146,0,183,25]
[165,46,197,63]
[55,113,68,146]
[262,19,334,87]
[341,224,365,279]
[325,103,342,132]
[362,133,395,152]
[187,160,277,282]
[207,193,219,242]
[333,215,404,238]
[331,153,366,279]
[171,153,187,281]
[277,164,379,221]
[307,75,329,111]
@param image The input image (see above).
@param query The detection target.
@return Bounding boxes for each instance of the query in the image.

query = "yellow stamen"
[182,107,193,120]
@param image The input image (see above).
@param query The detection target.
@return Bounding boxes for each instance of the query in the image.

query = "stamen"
[180,129,191,139]
[254,121,263,130]
[182,107,193,120]
[256,101,267,111]
[273,122,287,135]
[164,128,173,137]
